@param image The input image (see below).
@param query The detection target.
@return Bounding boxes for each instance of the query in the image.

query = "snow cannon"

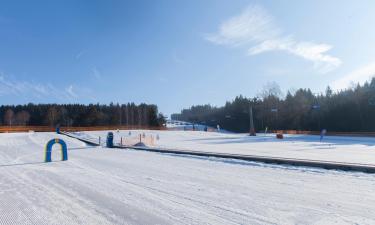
[106,132,114,148]
[45,138,68,162]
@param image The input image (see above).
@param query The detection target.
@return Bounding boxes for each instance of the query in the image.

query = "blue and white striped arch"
[45,139,68,162]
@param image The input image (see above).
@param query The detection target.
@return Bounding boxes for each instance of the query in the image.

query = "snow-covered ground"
[1,131,375,224]
[87,130,375,165]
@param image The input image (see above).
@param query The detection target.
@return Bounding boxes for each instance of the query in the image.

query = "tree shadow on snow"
[193,135,375,147]
[0,161,62,168]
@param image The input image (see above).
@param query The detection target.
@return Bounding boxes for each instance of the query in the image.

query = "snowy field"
[1,131,375,224]
[87,130,375,165]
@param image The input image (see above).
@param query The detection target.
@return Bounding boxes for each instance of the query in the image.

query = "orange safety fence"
[0,125,166,133]
[117,133,158,146]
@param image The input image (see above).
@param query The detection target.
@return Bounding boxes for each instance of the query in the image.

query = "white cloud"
[206,5,342,73]
[331,62,375,90]
[0,73,81,101]
[65,85,78,98]
[206,5,280,46]
[75,51,85,60]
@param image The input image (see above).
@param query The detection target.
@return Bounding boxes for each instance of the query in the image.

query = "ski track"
[1,132,375,224]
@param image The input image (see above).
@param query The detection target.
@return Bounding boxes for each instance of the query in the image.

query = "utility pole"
[249,104,256,136]
[313,92,321,131]
[119,106,122,126]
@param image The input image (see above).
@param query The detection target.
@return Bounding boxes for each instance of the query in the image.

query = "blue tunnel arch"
[45,139,68,162]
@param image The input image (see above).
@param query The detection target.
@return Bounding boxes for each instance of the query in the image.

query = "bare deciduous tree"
[47,107,59,127]
[258,81,283,99]
[4,109,14,126]
[15,110,30,126]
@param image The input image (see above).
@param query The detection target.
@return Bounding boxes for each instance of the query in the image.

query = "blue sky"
[1,0,375,116]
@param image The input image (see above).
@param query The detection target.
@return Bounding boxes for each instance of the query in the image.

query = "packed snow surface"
[88,130,375,165]
[1,131,375,224]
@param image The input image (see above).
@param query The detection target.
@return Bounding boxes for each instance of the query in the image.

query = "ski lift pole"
[249,104,256,136]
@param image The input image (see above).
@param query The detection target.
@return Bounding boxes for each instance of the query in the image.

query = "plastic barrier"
[45,138,68,162]
[106,132,114,148]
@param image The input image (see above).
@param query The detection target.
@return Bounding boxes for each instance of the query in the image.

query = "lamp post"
[249,104,256,136]
[312,104,321,130]
[312,92,321,131]
[271,108,278,130]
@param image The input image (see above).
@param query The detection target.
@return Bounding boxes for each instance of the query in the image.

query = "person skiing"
[320,129,327,142]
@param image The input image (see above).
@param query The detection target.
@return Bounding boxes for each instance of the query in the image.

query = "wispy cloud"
[331,62,375,90]
[205,5,342,73]
[91,66,102,80]
[0,73,82,101]
[65,85,78,98]
[75,50,85,60]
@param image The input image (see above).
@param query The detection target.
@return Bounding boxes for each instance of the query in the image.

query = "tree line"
[171,79,375,132]
[0,103,165,127]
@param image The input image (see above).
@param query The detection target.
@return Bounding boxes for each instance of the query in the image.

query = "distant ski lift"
[312,105,320,109]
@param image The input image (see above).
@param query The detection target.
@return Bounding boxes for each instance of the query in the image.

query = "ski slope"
[1,131,375,224]
[86,130,375,165]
